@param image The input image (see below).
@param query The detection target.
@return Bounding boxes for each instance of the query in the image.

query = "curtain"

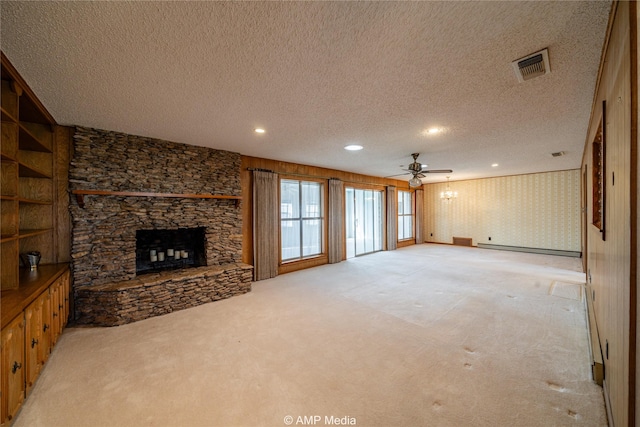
[252,170,279,281]
[386,186,397,251]
[414,189,424,244]
[328,179,344,263]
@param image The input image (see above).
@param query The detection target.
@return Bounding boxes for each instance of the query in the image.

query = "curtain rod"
[246,167,409,188]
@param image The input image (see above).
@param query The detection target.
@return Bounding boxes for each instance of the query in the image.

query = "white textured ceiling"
[1,1,611,182]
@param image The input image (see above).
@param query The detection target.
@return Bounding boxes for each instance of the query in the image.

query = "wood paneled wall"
[634,1,639,421]
[54,125,72,263]
[240,156,410,273]
[582,2,637,425]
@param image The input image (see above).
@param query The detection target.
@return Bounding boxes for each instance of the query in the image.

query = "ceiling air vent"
[551,151,565,157]
[511,48,550,83]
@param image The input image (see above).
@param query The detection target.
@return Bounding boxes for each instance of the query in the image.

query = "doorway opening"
[345,188,383,258]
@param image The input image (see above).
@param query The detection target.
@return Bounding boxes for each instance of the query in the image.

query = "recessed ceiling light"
[344,144,363,151]
[255,128,265,134]
[491,163,499,167]
[420,127,446,137]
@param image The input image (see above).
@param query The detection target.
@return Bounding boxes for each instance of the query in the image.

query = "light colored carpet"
[14,244,607,426]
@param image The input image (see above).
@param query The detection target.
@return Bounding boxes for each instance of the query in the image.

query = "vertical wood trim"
[629,2,638,424]
[583,166,589,272]
[240,156,253,267]
[53,126,71,263]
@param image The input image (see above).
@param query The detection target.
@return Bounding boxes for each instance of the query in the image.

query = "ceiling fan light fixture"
[409,176,422,188]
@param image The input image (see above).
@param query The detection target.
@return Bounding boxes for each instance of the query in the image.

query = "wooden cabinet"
[1,269,69,426]
[1,316,25,425]
[50,270,70,346]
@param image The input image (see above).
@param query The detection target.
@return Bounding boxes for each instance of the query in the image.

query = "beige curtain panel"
[415,189,424,244]
[252,170,279,281]
[328,178,344,264]
[386,186,397,251]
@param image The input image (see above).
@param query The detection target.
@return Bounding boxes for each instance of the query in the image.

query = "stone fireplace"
[70,127,253,326]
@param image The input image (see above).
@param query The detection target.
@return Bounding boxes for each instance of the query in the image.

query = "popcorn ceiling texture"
[69,127,251,325]
[0,2,611,182]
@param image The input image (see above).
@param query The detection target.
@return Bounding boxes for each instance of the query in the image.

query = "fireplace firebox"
[136,228,206,275]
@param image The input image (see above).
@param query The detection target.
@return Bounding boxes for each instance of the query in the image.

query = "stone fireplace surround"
[70,127,252,326]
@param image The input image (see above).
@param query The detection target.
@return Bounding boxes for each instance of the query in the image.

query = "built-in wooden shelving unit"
[1,51,71,426]
[1,53,60,291]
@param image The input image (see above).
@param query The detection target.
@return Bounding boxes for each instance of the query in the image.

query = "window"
[398,190,413,240]
[280,179,324,262]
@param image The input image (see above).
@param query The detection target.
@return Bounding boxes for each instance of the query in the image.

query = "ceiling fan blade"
[385,172,411,178]
[416,173,425,178]
[423,169,453,173]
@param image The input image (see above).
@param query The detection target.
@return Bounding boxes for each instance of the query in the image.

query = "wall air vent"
[511,48,550,83]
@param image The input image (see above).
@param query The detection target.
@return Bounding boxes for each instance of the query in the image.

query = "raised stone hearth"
[70,127,252,325]
[75,264,253,326]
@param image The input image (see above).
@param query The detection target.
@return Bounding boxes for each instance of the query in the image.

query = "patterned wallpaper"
[423,169,581,252]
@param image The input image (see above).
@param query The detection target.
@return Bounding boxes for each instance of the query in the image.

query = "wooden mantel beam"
[71,189,242,208]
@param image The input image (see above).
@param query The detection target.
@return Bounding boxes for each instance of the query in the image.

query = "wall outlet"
[430,233,433,237]
[488,237,491,241]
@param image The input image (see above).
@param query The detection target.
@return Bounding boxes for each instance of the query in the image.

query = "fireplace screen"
[136,227,206,275]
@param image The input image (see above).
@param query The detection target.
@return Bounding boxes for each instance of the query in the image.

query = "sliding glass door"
[345,188,383,258]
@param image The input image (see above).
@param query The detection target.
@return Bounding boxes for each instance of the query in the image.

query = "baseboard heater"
[477,243,581,258]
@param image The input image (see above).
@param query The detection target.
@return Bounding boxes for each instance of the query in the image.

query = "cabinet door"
[50,281,61,346]
[61,271,70,328]
[24,293,45,395]
[1,316,25,425]
[39,290,52,366]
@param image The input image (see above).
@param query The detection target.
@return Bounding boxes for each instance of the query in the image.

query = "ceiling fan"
[387,153,453,187]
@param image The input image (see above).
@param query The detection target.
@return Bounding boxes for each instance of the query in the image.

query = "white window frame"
[398,190,414,241]
[280,179,325,262]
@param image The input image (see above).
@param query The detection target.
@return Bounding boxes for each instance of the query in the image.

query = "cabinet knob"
[53,312,58,317]
[31,338,39,348]
[43,324,49,332]
[11,361,22,374]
